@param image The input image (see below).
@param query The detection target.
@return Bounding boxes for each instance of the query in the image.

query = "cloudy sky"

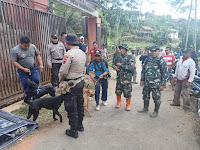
[139,0,199,19]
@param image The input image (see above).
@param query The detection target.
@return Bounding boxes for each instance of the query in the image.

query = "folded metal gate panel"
[0,0,66,106]
[0,109,37,149]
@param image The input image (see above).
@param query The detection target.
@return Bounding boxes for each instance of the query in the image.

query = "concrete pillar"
[87,17,101,50]
[31,0,48,12]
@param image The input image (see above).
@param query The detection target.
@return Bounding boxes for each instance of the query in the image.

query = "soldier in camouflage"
[113,44,135,111]
[112,46,120,65]
[130,48,138,84]
[138,45,168,118]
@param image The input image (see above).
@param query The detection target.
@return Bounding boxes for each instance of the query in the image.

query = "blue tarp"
[0,110,37,149]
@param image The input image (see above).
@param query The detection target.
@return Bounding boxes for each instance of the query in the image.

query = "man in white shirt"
[170,49,195,110]
[101,43,108,61]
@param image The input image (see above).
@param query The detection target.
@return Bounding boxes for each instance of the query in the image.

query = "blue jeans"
[85,62,89,75]
[17,67,40,100]
[95,78,108,105]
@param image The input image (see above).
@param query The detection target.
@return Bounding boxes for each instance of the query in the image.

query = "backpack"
[92,59,104,72]
[91,59,111,78]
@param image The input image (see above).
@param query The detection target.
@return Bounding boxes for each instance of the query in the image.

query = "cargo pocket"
[64,95,77,112]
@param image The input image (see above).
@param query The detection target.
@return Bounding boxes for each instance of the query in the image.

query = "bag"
[92,59,111,78]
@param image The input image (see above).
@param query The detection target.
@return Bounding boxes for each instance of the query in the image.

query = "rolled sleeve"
[188,60,195,83]
[59,54,71,81]
[89,62,94,71]
[141,64,145,81]
[10,49,17,62]
[47,45,52,65]
[33,45,40,55]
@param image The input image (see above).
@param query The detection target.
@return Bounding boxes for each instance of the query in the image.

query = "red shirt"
[89,48,101,60]
[162,54,175,68]
[59,40,66,44]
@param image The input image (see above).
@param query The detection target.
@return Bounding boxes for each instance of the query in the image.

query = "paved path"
[7,57,200,150]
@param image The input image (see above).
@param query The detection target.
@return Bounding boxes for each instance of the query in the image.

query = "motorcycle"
[190,75,200,112]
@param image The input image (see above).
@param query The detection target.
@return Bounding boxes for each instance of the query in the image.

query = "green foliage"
[167,0,189,13]
[47,0,200,51]
[49,0,83,33]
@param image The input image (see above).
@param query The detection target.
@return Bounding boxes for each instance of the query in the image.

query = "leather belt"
[64,76,82,82]
[53,58,63,60]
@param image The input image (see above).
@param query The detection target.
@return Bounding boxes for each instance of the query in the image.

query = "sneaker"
[95,105,100,111]
[102,101,107,106]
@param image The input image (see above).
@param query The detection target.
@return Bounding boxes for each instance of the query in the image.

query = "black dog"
[25,78,56,103]
[27,95,65,122]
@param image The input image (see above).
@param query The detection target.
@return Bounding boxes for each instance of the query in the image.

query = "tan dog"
[83,88,94,117]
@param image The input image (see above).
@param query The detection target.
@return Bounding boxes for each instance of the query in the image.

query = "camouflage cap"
[118,44,128,50]
[150,45,160,51]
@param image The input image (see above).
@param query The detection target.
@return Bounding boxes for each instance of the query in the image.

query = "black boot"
[77,124,84,132]
[150,101,161,118]
[65,129,78,139]
[24,96,31,104]
[138,101,149,113]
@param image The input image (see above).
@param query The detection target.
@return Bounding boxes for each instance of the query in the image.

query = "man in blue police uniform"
[10,36,44,103]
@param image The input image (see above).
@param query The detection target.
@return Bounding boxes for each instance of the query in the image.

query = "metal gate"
[0,0,66,107]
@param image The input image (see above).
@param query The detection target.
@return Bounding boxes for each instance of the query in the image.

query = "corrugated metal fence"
[0,0,66,107]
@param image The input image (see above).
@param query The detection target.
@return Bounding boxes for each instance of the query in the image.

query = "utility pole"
[194,0,197,51]
[136,0,144,30]
[185,0,193,50]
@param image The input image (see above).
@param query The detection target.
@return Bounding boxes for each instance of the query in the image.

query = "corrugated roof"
[141,26,153,30]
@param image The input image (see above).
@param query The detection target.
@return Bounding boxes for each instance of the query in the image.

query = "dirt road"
[6,57,200,150]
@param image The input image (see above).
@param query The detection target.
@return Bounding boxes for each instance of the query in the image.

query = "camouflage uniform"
[114,54,135,98]
[141,56,168,103]
[112,51,120,66]
[130,53,137,83]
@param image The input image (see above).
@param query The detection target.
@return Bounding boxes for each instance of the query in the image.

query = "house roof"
[141,26,153,31]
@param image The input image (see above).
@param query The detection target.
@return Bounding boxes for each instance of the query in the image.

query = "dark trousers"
[51,63,62,87]
[142,87,161,103]
[17,67,40,101]
[64,80,84,130]
[95,78,108,105]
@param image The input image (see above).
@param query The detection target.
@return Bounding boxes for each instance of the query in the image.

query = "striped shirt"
[162,54,175,68]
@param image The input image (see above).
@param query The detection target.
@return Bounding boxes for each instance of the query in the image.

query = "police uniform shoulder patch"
[63,54,69,64]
